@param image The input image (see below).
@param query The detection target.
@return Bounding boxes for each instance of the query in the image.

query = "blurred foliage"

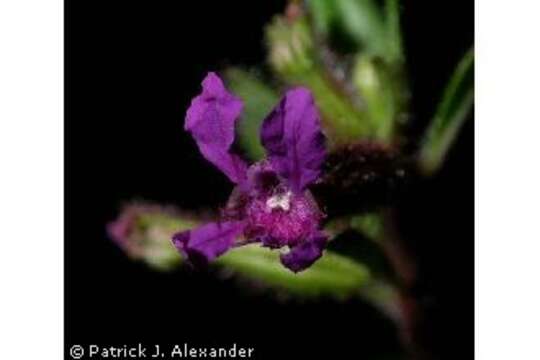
[257,0,412,147]
[224,68,278,160]
[218,244,371,299]
[350,213,384,241]
[308,0,404,65]
[308,0,387,56]
[419,48,474,174]
[383,0,404,64]
[265,15,372,145]
[353,56,399,141]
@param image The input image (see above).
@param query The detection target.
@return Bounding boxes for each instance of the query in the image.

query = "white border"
[477,0,540,358]
[0,0,63,359]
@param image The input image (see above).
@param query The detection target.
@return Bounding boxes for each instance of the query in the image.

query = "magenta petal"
[172,221,245,267]
[280,231,327,273]
[185,72,248,183]
[260,87,326,192]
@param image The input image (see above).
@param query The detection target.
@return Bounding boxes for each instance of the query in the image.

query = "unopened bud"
[107,203,199,270]
[266,16,314,76]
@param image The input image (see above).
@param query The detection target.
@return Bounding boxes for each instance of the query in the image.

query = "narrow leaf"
[384,0,403,64]
[419,49,474,174]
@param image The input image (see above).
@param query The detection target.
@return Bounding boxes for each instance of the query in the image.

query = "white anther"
[266,191,292,211]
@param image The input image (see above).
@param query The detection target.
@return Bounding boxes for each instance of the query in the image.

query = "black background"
[66,1,473,359]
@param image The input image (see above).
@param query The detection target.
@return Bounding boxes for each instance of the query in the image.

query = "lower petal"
[280,231,327,273]
[172,221,245,267]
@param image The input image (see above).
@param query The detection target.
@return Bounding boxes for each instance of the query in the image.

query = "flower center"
[265,191,292,212]
[241,189,322,249]
[224,162,324,249]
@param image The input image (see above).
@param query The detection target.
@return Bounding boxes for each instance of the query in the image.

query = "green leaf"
[335,0,387,55]
[224,68,279,160]
[350,213,384,241]
[308,0,337,36]
[296,69,373,145]
[419,48,474,175]
[384,0,403,64]
[307,0,409,144]
[308,0,387,56]
[353,56,399,141]
[265,16,372,145]
[308,0,403,63]
[217,244,371,299]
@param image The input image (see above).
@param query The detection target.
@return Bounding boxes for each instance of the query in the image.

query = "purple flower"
[173,72,327,272]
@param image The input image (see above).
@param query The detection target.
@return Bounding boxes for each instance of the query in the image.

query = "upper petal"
[260,87,326,192]
[280,231,327,273]
[172,220,245,267]
[185,72,248,183]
